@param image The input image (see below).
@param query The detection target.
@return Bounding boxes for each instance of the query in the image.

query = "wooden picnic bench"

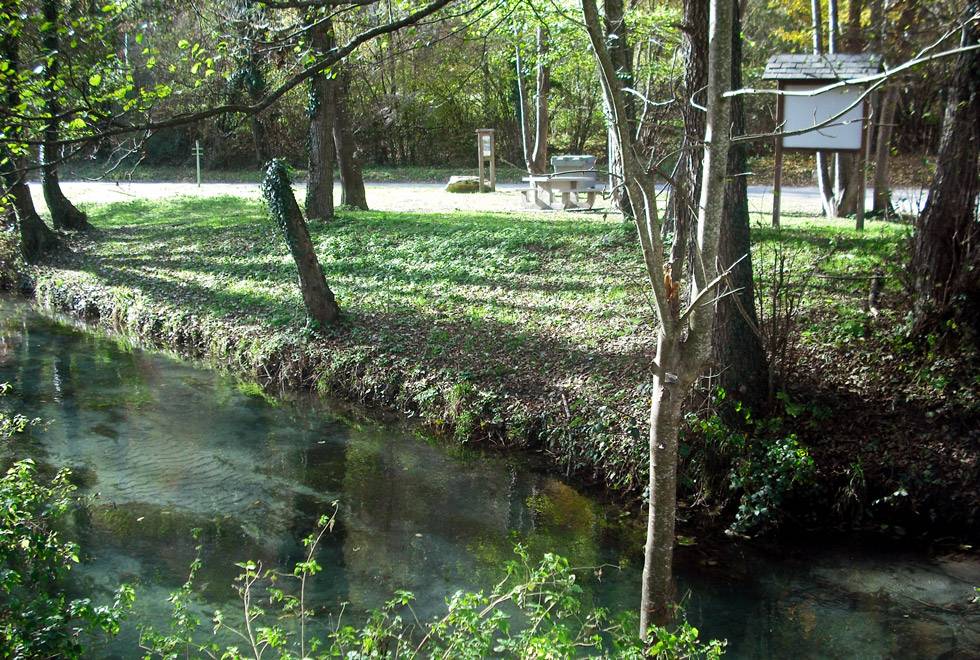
[521,175,605,210]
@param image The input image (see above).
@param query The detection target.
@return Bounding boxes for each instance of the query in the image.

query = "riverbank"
[4,295,976,657]
[18,196,979,542]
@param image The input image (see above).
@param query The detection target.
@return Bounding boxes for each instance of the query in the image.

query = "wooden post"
[477,133,485,193]
[488,136,496,192]
[476,129,495,193]
[772,84,784,228]
[194,140,203,187]
[855,150,865,230]
[855,99,871,231]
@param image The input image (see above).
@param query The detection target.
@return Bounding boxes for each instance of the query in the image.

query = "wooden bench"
[521,175,605,210]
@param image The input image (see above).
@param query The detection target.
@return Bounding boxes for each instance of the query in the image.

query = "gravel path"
[31,180,929,217]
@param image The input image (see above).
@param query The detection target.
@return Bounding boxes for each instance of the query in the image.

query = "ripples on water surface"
[0,297,976,658]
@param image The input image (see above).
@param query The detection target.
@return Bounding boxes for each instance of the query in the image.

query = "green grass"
[59,198,647,343]
[37,196,912,494]
[63,198,907,326]
[47,196,911,399]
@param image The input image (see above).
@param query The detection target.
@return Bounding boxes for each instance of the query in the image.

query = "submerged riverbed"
[0,297,977,657]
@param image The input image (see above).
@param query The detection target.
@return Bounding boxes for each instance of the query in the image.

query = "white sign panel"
[782,83,864,151]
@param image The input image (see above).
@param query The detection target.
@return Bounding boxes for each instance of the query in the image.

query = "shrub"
[0,386,134,657]
[138,511,726,659]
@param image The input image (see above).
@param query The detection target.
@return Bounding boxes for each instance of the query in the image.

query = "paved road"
[31,180,929,218]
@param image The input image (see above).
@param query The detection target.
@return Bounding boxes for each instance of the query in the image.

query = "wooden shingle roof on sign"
[763,53,883,81]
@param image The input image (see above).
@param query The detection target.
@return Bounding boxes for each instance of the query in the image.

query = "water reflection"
[0,298,976,658]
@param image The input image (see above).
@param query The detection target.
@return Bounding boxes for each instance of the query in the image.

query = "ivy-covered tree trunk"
[333,69,368,210]
[247,51,273,166]
[262,160,340,327]
[911,7,979,333]
[305,13,336,222]
[40,0,90,231]
[715,0,768,413]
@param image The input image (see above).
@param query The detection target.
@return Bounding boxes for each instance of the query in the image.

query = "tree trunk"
[845,0,863,50]
[911,8,979,327]
[515,27,551,175]
[582,0,732,634]
[1,24,58,262]
[664,0,707,285]
[640,0,733,633]
[262,160,340,328]
[832,0,865,218]
[305,14,336,222]
[715,0,768,413]
[641,334,684,628]
[6,170,59,263]
[810,0,837,217]
[533,27,551,174]
[835,153,859,215]
[333,69,368,210]
[247,59,272,165]
[604,0,634,218]
[872,86,899,214]
[40,0,89,231]
[827,0,839,53]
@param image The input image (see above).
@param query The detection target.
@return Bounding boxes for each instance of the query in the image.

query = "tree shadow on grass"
[51,249,657,399]
[47,197,661,398]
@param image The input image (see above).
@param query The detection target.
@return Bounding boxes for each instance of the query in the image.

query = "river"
[0,297,976,658]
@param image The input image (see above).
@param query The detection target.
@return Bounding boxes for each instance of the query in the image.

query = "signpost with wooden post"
[193,140,204,187]
[763,53,881,229]
[476,129,495,193]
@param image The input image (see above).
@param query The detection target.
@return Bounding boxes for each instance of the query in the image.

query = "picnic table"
[521,174,605,210]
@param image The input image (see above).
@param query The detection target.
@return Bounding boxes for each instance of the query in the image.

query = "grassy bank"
[29,197,978,539]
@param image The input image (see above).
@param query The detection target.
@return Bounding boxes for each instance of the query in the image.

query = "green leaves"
[1,411,133,658]
[88,73,102,87]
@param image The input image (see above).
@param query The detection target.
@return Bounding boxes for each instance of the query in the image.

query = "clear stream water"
[0,297,977,658]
